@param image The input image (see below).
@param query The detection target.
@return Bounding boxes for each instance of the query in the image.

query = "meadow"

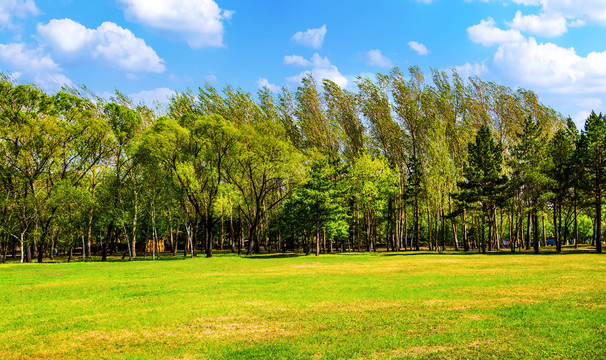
[1,250,605,359]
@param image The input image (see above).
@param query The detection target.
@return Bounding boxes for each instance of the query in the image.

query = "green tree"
[455,125,508,253]
[511,116,549,254]
[227,120,304,255]
[547,128,574,252]
[578,111,606,253]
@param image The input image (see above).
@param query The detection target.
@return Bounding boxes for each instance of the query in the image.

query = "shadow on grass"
[6,246,600,265]
[243,253,305,260]
[382,247,600,256]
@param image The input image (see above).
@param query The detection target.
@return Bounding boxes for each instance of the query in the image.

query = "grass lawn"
[0,249,605,359]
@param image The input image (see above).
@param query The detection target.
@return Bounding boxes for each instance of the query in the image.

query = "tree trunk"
[102,224,112,261]
[206,214,214,258]
[481,212,486,254]
[132,190,138,259]
[541,216,547,247]
[526,211,531,250]
[427,206,432,251]
[509,207,515,253]
[183,221,191,257]
[414,195,420,251]
[596,188,602,253]
[554,202,559,251]
[82,235,86,262]
[403,202,408,251]
[238,218,243,256]
[574,189,579,249]
[247,221,257,255]
[230,212,235,253]
[87,206,94,258]
[574,205,579,249]
[533,213,539,254]
[463,206,469,251]
[316,218,320,257]
[19,232,25,263]
[449,197,459,251]
[441,207,446,252]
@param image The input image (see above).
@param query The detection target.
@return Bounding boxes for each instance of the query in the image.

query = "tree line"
[0,66,603,263]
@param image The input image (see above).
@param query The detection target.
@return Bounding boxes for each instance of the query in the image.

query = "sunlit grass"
[1,249,604,359]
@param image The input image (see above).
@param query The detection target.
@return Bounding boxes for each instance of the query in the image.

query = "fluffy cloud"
[494,38,606,94]
[129,87,175,108]
[465,1,606,121]
[513,0,606,24]
[291,25,326,49]
[257,77,280,93]
[204,74,218,83]
[365,49,393,67]
[408,41,429,55]
[454,61,488,79]
[284,55,311,67]
[508,11,567,37]
[0,0,38,28]
[286,53,347,88]
[119,0,233,48]
[37,19,165,73]
[573,110,592,126]
[0,42,71,90]
[467,18,525,46]
[475,0,606,26]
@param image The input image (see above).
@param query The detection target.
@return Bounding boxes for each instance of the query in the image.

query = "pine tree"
[455,125,508,253]
[578,111,606,253]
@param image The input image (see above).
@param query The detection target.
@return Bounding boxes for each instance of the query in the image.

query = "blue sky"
[1,0,605,128]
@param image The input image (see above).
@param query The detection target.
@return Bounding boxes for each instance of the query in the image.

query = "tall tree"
[578,111,606,253]
[455,126,508,253]
[511,116,549,254]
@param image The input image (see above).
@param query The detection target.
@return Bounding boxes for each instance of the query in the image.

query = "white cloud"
[365,49,393,67]
[509,11,567,37]
[493,38,604,93]
[129,87,174,108]
[257,77,280,93]
[291,25,326,49]
[286,53,347,88]
[572,110,592,128]
[454,61,488,79]
[569,19,585,28]
[408,41,429,55]
[465,1,606,121]
[531,0,606,24]
[118,0,233,48]
[0,42,71,90]
[37,19,165,73]
[511,0,541,5]
[482,0,606,26]
[0,0,38,28]
[467,18,525,46]
[204,74,218,83]
[284,54,311,67]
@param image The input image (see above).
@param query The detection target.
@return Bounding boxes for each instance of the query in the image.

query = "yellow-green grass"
[1,250,605,359]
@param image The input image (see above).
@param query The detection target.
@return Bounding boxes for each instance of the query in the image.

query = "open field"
[1,250,605,359]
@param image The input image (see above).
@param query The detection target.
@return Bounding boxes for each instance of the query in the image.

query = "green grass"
[1,250,605,359]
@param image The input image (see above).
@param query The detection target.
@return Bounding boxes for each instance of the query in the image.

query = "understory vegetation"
[0,66,605,263]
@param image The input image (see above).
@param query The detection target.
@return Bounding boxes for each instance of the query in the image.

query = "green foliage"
[5,69,606,261]
[456,125,508,208]
[279,151,349,249]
